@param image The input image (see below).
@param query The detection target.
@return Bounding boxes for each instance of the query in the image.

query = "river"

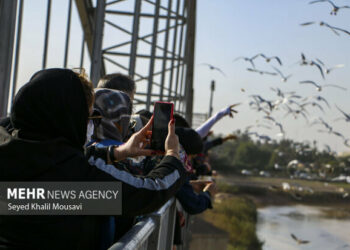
[257,205,350,250]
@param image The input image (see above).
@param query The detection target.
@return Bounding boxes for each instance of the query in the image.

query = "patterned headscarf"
[93,88,132,142]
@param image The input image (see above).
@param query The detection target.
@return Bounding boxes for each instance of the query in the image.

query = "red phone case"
[151,101,174,151]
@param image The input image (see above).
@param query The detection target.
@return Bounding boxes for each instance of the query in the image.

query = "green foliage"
[202,197,263,250]
[208,131,348,178]
[233,142,271,170]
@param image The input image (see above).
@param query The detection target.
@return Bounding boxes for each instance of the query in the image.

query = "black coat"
[0,127,185,250]
[0,69,186,250]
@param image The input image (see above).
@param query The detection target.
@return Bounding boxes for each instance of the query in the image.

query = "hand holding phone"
[165,119,180,159]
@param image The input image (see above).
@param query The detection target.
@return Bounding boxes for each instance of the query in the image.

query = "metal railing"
[109,198,188,250]
[0,0,196,125]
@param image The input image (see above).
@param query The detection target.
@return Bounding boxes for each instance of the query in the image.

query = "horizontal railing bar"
[104,51,184,61]
[143,0,183,19]
[106,0,126,6]
[105,10,184,20]
[103,22,185,52]
[109,217,156,250]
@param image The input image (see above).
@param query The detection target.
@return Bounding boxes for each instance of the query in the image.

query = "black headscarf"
[175,127,203,155]
[10,68,89,151]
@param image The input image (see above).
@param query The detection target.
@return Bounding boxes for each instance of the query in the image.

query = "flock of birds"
[199,2,349,248]
[200,0,350,152]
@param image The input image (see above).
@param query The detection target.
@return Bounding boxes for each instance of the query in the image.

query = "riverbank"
[199,174,350,250]
[200,196,263,250]
[216,174,350,209]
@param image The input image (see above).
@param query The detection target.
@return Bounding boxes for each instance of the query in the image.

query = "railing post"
[147,198,176,250]
[0,0,18,117]
[146,0,161,110]
[129,0,142,78]
[184,0,196,126]
[90,0,106,87]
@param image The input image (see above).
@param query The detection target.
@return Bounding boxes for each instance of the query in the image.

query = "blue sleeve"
[175,179,212,215]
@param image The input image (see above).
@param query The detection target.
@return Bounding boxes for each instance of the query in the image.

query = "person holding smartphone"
[0,69,186,250]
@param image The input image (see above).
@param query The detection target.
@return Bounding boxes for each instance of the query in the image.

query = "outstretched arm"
[196,104,239,138]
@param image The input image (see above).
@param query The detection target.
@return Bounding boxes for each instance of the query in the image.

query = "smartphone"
[151,101,174,151]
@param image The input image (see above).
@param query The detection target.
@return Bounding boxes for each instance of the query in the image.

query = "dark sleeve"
[175,179,212,215]
[0,117,14,133]
[85,145,109,161]
[86,152,187,216]
[203,137,224,153]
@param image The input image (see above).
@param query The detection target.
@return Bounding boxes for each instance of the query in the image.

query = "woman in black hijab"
[0,68,185,250]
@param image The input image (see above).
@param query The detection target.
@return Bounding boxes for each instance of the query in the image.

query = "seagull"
[344,139,350,148]
[311,117,333,132]
[300,21,350,36]
[313,95,330,108]
[258,134,272,141]
[234,54,260,68]
[246,68,277,76]
[301,102,325,113]
[309,0,350,15]
[284,105,309,121]
[315,59,345,74]
[272,66,292,82]
[324,144,332,153]
[263,115,276,123]
[200,63,226,76]
[335,105,350,122]
[275,122,285,134]
[249,101,271,115]
[299,52,309,65]
[299,80,347,92]
[294,54,325,78]
[310,60,325,79]
[271,87,286,98]
[257,124,272,130]
[257,53,283,66]
[290,233,310,245]
[250,95,275,111]
[271,87,297,99]
[332,130,345,140]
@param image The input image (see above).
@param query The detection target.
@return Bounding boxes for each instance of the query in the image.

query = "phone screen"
[151,102,173,151]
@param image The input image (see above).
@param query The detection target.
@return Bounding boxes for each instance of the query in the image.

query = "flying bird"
[200,63,226,76]
[298,52,309,66]
[311,117,333,133]
[313,96,330,108]
[284,105,309,122]
[275,122,285,134]
[335,105,350,122]
[299,80,347,92]
[257,53,283,66]
[272,66,292,82]
[310,60,325,79]
[309,0,350,15]
[315,59,345,74]
[301,102,325,113]
[234,54,260,68]
[246,68,277,76]
[290,233,310,245]
[300,21,350,36]
[332,130,345,140]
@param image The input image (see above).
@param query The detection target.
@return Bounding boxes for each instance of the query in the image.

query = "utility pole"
[208,80,215,117]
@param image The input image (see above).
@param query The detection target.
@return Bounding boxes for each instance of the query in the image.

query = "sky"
[193,0,350,153]
[8,0,350,153]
